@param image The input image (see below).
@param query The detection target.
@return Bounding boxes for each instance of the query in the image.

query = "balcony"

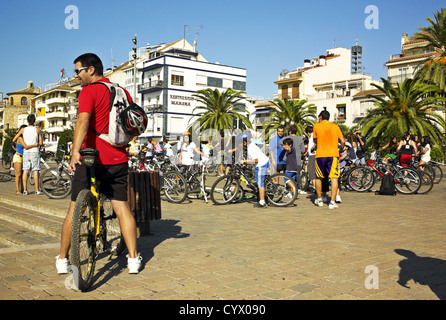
[388,73,414,85]
[46,111,69,119]
[46,97,67,105]
[138,80,164,93]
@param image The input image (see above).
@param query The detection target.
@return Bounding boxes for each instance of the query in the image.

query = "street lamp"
[132,34,137,101]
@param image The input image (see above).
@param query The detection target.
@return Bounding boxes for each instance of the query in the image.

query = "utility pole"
[132,34,137,101]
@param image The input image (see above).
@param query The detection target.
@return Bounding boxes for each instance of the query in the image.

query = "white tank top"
[23,126,38,152]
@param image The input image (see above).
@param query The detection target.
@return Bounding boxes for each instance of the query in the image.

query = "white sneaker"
[55,255,69,274]
[328,202,339,210]
[285,192,294,198]
[298,189,307,195]
[335,195,342,203]
[127,255,142,274]
[314,199,324,207]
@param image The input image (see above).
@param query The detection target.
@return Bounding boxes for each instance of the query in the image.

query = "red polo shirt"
[78,78,133,165]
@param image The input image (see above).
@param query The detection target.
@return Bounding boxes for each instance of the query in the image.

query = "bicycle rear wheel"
[71,189,97,291]
[2,157,11,170]
[265,173,297,207]
[163,171,188,203]
[210,175,240,205]
[428,164,443,184]
[40,168,72,199]
[394,168,421,194]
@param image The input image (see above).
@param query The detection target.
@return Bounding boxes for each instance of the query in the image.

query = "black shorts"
[71,162,128,202]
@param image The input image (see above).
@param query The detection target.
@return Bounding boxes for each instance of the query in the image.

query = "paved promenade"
[0,173,445,301]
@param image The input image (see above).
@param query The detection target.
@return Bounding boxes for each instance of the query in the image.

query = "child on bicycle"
[238,131,269,208]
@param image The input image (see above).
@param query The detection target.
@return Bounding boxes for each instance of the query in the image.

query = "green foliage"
[56,128,74,150]
[431,145,444,162]
[263,98,317,139]
[190,88,252,135]
[2,128,19,158]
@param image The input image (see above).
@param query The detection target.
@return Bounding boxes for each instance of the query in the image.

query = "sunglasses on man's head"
[74,67,89,75]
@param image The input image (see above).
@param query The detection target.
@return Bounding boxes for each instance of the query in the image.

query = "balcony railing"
[388,73,414,85]
[138,80,163,92]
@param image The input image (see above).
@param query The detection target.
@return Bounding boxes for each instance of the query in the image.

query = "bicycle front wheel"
[347,167,375,192]
[40,168,72,199]
[71,189,97,291]
[394,168,421,194]
[0,172,12,182]
[163,171,188,203]
[265,173,298,207]
[210,175,240,205]
[2,157,11,170]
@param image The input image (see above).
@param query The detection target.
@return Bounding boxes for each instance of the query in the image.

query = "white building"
[271,43,383,127]
[137,39,247,139]
[31,81,79,151]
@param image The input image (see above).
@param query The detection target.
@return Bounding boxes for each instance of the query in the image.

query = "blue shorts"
[315,157,340,179]
[285,171,296,183]
[255,161,269,188]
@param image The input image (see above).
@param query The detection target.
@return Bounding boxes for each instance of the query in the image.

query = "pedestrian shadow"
[395,249,446,300]
[88,219,189,291]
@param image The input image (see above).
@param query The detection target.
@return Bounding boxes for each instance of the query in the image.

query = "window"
[233,80,246,91]
[21,97,27,105]
[171,75,184,86]
[336,104,346,119]
[207,77,222,88]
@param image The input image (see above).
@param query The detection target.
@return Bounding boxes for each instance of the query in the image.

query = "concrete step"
[0,202,63,248]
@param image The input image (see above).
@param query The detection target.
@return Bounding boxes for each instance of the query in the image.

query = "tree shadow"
[395,249,446,300]
[87,219,189,291]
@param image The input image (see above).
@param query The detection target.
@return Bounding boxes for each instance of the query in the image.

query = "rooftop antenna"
[111,48,115,71]
[332,39,337,48]
[184,25,203,48]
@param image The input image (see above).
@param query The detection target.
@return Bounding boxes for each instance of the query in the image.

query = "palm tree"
[189,88,252,134]
[360,78,446,145]
[263,98,317,138]
[414,8,446,90]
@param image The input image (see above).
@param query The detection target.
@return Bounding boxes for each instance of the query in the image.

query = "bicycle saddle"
[80,148,99,167]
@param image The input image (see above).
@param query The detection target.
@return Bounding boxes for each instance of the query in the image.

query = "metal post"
[132,34,137,102]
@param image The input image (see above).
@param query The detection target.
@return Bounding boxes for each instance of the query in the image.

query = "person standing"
[280,124,306,194]
[312,110,346,209]
[269,126,286,175]
[305,125,317,193]
[57,53,142,274]
[13,114,43,195]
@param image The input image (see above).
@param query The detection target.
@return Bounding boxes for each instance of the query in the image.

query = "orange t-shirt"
[313,120,343,158]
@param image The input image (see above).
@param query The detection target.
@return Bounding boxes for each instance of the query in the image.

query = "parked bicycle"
[39,147,73,199]
[210,164,298,206]
[70,148,125,291]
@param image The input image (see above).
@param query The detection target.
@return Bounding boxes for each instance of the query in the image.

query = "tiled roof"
[353,89,384,97]
[386,52,439,64]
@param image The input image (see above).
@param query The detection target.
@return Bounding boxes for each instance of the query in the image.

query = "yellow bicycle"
[70,148,125,291]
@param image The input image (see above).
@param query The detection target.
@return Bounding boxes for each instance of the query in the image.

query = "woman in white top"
[179,132,206,166]
[419,136,432,169]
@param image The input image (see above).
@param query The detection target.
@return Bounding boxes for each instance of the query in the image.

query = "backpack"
[376,173,396,195]
[89,81,146,147]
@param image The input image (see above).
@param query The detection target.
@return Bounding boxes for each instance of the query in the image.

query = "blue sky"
[0,0,444,100]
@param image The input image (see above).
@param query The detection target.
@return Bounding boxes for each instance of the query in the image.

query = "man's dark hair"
[305,125,313,134]
[288,124,298,134]
[27,113,36,125]
[73,53,103,76]
[319,110,330,120]
[277,125,285,131]
[282,138,293,146]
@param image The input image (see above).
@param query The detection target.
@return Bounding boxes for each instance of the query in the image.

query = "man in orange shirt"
[312,110,346,209]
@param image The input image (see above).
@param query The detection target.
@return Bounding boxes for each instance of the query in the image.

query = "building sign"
[170,94,194,106]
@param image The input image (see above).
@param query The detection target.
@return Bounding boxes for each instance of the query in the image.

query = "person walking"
[57,53,142,274]
[13,114,43,195]
[312,110,346,209]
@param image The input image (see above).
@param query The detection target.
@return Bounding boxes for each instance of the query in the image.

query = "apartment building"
[137,39,247,139]
[262,43,383,128]
[386,32,439,85]
[31,80,80,151]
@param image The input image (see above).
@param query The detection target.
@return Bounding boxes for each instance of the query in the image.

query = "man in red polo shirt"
[56,53,142,274]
